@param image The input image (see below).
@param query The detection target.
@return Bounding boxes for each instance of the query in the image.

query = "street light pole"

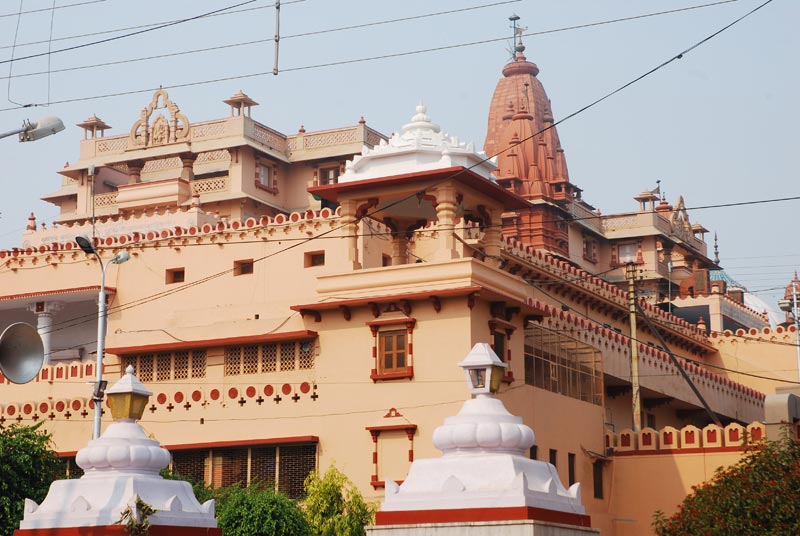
[779,280,800,383]
[627,262,642,433]
[76,235,130,439]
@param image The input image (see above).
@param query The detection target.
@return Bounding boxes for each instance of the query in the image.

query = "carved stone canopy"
[129,89,190,148]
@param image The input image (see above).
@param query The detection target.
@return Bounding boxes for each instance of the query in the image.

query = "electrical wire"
[4,193,797,262]
[6,1,773,342]
[0,0,757,112]
[0,1,521,82]
[0,0,276,67]
[5,0,25,106]
[0,0,106,19]
[0,0,296,51]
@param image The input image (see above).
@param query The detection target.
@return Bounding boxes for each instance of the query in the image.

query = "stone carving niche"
[129,89,190,148]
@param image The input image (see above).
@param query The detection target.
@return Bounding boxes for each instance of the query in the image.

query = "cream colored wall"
[605,450,743,536]
[710,326,799,395]
[0,202,773,531]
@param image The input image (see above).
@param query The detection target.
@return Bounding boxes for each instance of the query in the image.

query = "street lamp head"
[19,116,65,142]
[75,235,97,255]
[111,251,130,265]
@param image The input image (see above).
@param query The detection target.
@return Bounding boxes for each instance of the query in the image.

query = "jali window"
[224,340,315,376]
[122,350,207,382]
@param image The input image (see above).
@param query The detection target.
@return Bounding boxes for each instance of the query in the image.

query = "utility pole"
[627,262,642,432]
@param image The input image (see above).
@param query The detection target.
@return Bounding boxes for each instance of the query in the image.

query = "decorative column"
[391,235,408,265]
[179,152,196,182]
[127,160,144,184]
[433,184,458,262]
[483,208,502,268]
[27,301,63,364]
[340,199,362,269]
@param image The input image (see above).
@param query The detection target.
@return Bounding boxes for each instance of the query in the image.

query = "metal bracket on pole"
[273,0,281,75]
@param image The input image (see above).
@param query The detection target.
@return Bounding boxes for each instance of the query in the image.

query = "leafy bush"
[0,423,61,536]
[216,483,310,536]
[160,467,217,504]
[303,467,376,536]
[653,431,800,535]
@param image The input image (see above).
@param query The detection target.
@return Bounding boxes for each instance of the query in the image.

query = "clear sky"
[0,0,797,310]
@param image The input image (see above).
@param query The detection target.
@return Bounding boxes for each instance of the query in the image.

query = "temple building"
[1,30,798,536]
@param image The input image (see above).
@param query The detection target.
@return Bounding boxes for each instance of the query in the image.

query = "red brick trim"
[370,368,414,381]
[375,506,592,527]
[308,166,531,210]
[613,445,744,457]
[292,286,482,312]
[0,285,112,302]
[106,330,317,355]
[366,424,418,434]
[254,181,279,194]
[163,435,319,451]
[14,526,221,536]
[118,178,190,189]
[367,318,417,329]
[370,478,404,489]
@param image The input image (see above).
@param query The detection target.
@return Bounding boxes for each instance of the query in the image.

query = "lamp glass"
[469,368,486,390]
[107,392,149,421]
[489,364,504,394]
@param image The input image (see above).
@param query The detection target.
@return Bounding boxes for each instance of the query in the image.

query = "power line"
[0,0,277,67]
[0,0,728,53]
[0,1,521,82]
[0,0,106,19]
[16,0,773,338]
[0,0,755,112]
[0,2,278,51]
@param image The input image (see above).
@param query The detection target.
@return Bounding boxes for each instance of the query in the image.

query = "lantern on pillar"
[105,365,152,421]
[457,343,507,396]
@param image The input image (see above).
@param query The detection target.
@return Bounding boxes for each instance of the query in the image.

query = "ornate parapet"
[610,421,765,455]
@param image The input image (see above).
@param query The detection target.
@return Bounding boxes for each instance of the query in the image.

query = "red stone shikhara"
[485,38,578,257]
[1,18,797,536]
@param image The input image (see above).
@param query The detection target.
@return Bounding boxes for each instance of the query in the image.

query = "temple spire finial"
[714,232,720,264]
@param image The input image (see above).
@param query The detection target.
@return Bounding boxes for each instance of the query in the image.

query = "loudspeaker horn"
[0,322,44,384]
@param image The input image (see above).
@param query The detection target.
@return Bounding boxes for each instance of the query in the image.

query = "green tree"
[215,483,310,536]
[0,423,61,536]
[653,431,800,536]
[303,467,376,536]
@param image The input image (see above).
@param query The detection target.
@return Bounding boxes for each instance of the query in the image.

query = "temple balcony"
[601,211,707,257]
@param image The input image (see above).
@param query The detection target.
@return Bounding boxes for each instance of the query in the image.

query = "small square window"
[549,448,557,467]
[258,163,273,188]
[379,330,407,374]
[382,254,391,267]
[166,268,185,284]
[618,243,638,264]
[304,251,325,267]
[234,259,254,276]
[319,166,339,186]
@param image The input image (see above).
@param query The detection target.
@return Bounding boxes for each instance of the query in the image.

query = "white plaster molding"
[339,102,497,183]
[19,369,217,529]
